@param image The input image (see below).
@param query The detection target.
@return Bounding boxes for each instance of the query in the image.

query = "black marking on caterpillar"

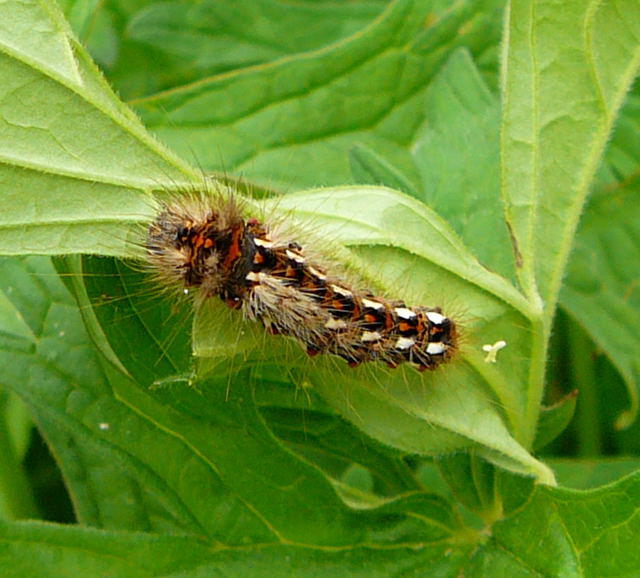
[146,191,458,371]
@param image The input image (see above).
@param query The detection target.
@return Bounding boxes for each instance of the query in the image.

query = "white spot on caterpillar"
[361,331,382,342]
[395,336,415,350]
[308,266,326,280]
[395,307,416,320]
[482,340,507,363]
[426,342,446,355]
[285,250,305,263]
[246,271,260,282]
[426,311,445,325]
[362,298,384,310]
[331,285,353,297]
[254,238,274,248]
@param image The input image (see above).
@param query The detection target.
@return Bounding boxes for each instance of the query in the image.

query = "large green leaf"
[259,188,550,480]
[2,469,640,576]
[68,238,552,487]
[500,0,640,447]
[0,390,36,520]
[550,458,640,489]
[0,257,202,532]
[0,518,468,578]
[1,256,464,548]
[561,185,640,428]
[559,82,640,427]
[59,180,551,480]
[469,470,640,577]
[59,0,388,100]
[412,49,514,281]
[134,0,504,189]
[501,0,640,313]
[0,1,194,256]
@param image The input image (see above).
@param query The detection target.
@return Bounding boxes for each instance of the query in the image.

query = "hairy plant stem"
[523,312,547,450]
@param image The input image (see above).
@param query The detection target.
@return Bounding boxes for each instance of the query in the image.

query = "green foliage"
[0,0,639,576]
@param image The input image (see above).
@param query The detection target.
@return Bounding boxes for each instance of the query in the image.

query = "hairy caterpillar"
[146,190,458,371]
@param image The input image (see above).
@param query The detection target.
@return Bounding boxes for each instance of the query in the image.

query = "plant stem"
[0,411,39,520]
[523,312,548,449]
[567,322,602,457]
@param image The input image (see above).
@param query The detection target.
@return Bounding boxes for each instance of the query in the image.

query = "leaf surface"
[0,257,463,549]
[0,1,193,256]
[501,0,640,312]
[134,0,504,190]
[469,470,640,577]
[0,519,467,578]
[560,85,640,427]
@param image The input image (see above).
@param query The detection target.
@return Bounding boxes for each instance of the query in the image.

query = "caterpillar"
[146,190,457,371]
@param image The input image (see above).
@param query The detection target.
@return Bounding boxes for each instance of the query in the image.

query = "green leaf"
[435,454,498,520]
[413,48,515,282]
[0,291,34,471]
[126,1,386,93]
[0,1,194,256]
[501,0,640,313]
[0,257,191,531]
[596,85,640,187]
[134,0,504,189]
[349,143,420,197]
[469,470,640,577]
[348,47,516,282]
[500,0,640,448]
[3,469,640,576]
[143,186,549,482]
[549,457,640,490]
[561,161,640,429]
[1,257,466,549]
[66,0,387,101]
[534,390,578,450]
[0,392,31,461]
[73,247,554,495]
[66,0,119,70]
[1,0,640,573]
[259,403,422,496]
[0,519,468,577]
[259,187,553,481]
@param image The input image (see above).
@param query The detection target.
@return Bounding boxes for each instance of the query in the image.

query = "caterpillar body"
[146,192,457,371]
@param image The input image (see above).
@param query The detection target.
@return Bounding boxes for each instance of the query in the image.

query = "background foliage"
[0,0,639,576]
